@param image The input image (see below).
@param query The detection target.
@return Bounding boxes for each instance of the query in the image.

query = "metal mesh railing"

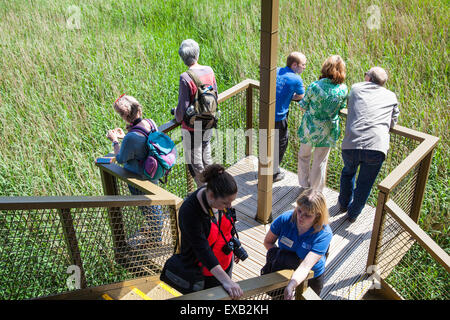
[375,205,449,300]
[0,197,178,300]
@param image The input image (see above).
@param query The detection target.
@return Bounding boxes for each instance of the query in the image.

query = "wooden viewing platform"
[227,156,375,300]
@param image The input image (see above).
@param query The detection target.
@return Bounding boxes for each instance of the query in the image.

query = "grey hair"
[178,39,200,66]
[367,66,388,86]
[113,95,142,123]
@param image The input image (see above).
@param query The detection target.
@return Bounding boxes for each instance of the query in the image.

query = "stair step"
[121,287,152,300]
[101,293,114,300]
[146,281,182,300]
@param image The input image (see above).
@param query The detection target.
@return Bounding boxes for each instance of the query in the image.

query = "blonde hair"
[291,189,329,233]
[319,55,346,84]
[286,52,306,68]
[113,95,142,123]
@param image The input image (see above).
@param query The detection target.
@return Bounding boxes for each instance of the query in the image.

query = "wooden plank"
[172,270,294,300]
[0,195,178,210]
[97,164,183,209]
[58,208,87,290]
[39,275,162,300]
[301,287,321,300]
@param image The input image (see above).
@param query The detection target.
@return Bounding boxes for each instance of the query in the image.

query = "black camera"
[222,237,248,261]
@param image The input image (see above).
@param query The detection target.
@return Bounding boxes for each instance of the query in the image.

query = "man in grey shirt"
[338,67,400,223]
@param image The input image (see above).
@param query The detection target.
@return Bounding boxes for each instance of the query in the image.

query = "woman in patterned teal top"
[297,55,348,192]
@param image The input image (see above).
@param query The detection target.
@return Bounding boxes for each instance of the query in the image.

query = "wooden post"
[409,149,434,223]
[245,85,254,157]
[256,0,278,224]
[58,208,87,289]
[366,191,389,269]
[185,164,195,193]
[294,270,315,300]
[99,167,128,262]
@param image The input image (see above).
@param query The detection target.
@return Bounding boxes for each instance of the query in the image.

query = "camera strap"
[201,190,233,246]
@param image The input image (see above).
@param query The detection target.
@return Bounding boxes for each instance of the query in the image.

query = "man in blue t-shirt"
[274,52,306,181]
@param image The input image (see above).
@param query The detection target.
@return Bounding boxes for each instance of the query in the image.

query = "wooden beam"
[257,0,279,224]
[409,148,434,222]
[366,191,389,269]
[58,208,87,290]
[38,275,162,300]
[300,287,321,300]
[97,163,183,209]
[172,269,294,300]
[0,195,178,210]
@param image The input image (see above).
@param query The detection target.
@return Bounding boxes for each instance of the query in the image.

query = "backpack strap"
[129,126,149,137]
[186,69,204,89]
[144,118,158,132]
[128,118,158,137]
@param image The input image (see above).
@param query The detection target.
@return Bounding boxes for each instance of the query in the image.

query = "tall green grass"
[0,0,448,297]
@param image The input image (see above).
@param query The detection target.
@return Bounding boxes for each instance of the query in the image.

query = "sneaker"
[347,215,357,223]
[273,172,285,182]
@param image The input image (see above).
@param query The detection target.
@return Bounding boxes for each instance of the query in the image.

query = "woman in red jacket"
[178,164,244,299]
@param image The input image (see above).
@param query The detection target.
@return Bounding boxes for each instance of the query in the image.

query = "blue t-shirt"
[275,66,305,122]
[270,210,332,277]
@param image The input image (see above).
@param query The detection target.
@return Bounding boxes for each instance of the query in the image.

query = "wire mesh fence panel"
[162,127,191,198]
[388,164,421,218]
[0,209,70,299]
[378,212,449,300]
[0,198,178,300]
[244,287,286,300]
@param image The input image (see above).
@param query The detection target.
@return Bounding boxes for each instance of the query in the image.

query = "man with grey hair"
[175,39,217,187]
[338,67,400,223]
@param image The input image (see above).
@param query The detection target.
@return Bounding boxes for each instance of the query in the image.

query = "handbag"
[160,253,205,294]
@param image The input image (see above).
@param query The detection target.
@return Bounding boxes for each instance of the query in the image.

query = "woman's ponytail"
[200,164,237,198]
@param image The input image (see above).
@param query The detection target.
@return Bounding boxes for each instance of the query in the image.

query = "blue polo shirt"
[270,211,332,277]
[275,66,305,121]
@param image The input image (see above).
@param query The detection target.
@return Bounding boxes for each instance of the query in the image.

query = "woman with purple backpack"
[106,94,165,243]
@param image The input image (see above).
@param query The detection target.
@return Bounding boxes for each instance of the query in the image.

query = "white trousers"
[297,143,331,192]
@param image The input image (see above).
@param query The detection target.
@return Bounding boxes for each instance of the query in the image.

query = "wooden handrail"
[96,162,183,209]
[377,134,439,194]
[171,269,315,300]
[384,199,450,273]
[0,195,178,210]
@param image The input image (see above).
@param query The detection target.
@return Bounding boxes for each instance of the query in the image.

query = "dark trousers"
[338,149,385,219]
[274,116,289,174]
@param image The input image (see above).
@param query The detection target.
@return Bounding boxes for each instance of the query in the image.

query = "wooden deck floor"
[227,156,376,300]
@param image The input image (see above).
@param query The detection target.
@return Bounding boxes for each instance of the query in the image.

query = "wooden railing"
[171,269,319,300]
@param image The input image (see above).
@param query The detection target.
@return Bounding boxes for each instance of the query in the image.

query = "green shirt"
[297,78,348,147]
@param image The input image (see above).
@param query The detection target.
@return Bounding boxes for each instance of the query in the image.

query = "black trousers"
[274,116,289,174]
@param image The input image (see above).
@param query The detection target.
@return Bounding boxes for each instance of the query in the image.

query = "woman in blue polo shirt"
[263,189,332,298]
